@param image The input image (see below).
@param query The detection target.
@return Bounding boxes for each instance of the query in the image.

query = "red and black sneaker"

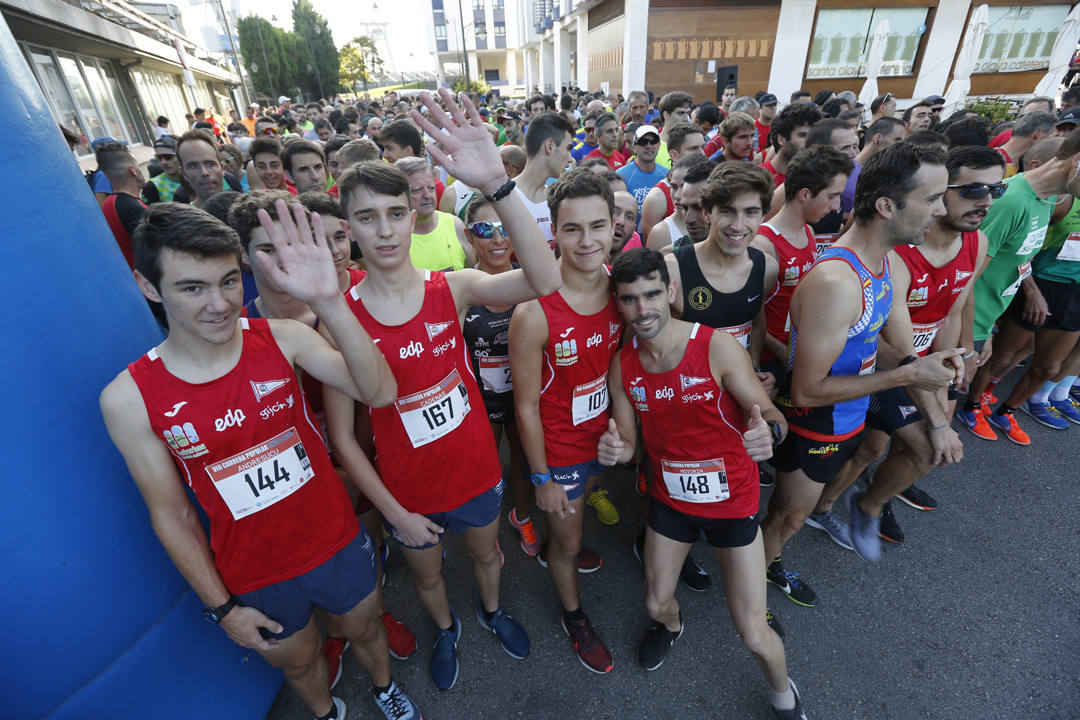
[561,612,613,674]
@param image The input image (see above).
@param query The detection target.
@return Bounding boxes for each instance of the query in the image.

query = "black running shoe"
[767,558,818,607]
[759,461,775,488]
[772,679,808,720]
[895,483,938,511]
[879,502,905,544]
[766,608,785,639]
[680,554,711,592]
[633,531,645,566]
[637,617,683,671]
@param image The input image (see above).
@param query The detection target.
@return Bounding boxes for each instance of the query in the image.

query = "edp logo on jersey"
[655,386,674,400]
[215,408,246,432]
[586,332,603,348]
[400,340,424,359]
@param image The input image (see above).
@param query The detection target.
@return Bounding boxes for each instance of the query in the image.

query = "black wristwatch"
[767,420,784,446]
[484,178,516,203]
[202,595,238,624]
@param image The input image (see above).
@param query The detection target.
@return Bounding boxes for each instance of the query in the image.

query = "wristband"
[898,355,918,367]
[928,422,949,432]
[484,178,516,203]
[962,351,976,359]
[530,471,551,487]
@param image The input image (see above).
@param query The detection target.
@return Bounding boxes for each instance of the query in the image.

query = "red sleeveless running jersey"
[347,270,500,513]
[656,179,674,218]
[127,318,358,594]
[895,231,979,356]
[620,324,759,518]
[758,223,816,361]
[538,274,623,466]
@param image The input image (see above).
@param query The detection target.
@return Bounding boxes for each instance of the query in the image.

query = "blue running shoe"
[430,611,461,690]
[1071,383,1080,403]
[1020,400,1069,430]
[957,407,997,440]
[476,601,530,659]
[846,489,881,563]
[1049,397,1080,425]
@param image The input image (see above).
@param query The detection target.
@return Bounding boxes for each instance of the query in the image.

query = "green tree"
[236,15,298,98]
[339,36,385,92]
[291,0,339,99]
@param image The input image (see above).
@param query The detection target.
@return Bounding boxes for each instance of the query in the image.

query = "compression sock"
[1030,381,1056,405]
[1051,376,1079,402]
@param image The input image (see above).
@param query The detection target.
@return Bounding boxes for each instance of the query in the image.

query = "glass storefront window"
[807,7,929,79]
[100,62,139,141]
[81,58,127,142]
[27,46,90,155]
[975,5,1071,74]
[56,52,106,141]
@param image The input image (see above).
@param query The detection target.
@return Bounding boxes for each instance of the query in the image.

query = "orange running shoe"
[957,406,997,441]
[508,508,541,557]
[986,411,1031,446]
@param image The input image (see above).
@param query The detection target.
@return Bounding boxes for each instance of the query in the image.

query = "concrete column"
[541,38,555,94]
[913,0,971,99]
[524,48,536,94]
[621,0,649,96]
[507,48,519,92]
[768,0,817,104]
[576,14,589,92]
[554,21,571,94]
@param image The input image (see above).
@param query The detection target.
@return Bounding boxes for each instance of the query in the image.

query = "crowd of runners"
[90,81,1080,720]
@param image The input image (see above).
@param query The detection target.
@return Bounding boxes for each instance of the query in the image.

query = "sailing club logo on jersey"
[251,378,291,402]
[899,405,918,419]
[554,338,579,366]
[609,322,621,337]
[163,422,208,459]
[907,286,929,307]
[680,374,710,391]
[955,269,972,283]
[425,321,453,340]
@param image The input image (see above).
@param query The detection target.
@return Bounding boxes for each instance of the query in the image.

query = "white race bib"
[1056,232,1080,262]
[1001,261,1033,297]
[815,234,839,257]
[859,352,877,376]
[720,321,752,349]
[661,458,730,503]
[912,319,945,355]
[478,355,513,393]
[206,427,314,520]
[396,369,471,447]
[571,373,608,426]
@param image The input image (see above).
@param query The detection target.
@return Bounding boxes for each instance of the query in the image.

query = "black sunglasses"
[467,221,505,239]
[635,136,660,145]
[947,182,1007,200]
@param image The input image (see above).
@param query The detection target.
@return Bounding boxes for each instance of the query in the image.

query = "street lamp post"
[447,2,486,92]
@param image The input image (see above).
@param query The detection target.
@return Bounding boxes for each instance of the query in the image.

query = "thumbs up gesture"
[742,404,774,462]
[598,418,626,467]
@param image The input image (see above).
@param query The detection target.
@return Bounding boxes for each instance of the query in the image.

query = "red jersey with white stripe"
[127,318,358,594]
[895,231,979,356]
[538,275,623,466]
[758,222,815,361]
[347,271,500,513]
[620,324,759,518]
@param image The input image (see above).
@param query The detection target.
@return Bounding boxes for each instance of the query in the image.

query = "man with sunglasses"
[618,125,668,208]
[142,136,183,204]
[960,129,1080,444]
[571,112,600,165]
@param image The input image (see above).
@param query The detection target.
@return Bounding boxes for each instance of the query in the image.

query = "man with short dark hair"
[716,112,756,163]
[846,116,906,215]
[656,91,693,167]
[282,139,329,195]
[720,84,737,116]
[997,111,1055,177]
[379,120,423,164]
[790,90,812,104]
[516,112,575,252]
[142,136,184,204]
[903,102,934,137]
[618,125,667,207]
[583,112,628,170]
[97,143,146,269]
[759,103,823,186]
[175,129,227,209]
[250,136,294,194]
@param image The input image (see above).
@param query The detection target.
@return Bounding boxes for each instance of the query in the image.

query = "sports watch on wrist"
[530,471,551,487]
[202,595,238,624]
[767,420,784,446]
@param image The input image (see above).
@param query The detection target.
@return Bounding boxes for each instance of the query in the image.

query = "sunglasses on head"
[467,221,505,239]
[947,182,1007,200]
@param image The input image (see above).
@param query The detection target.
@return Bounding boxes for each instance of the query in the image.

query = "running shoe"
[318,697,346,720]
[633,531,645,565]
[508,508,541,557]
[1070,383,1080,403]
[475,601,530,659]
[1050,397,1080,425]
[895,483,937,511]
[987,411,1032,445]
[372,681,422,720]
[766,559,818,607]
[635,464,648,496]
[680,555,712,592]
[322,636,349,690]
[586,488,620,525]
[537,543,603,573]
[562,613,614,674]
[957,406,997,440]
[846,490,881,562]
[879,502,905,544]
[766,608,785,640]
[429,611,461,690]
[380,542,390,587]
[383,611,417,660]
[804,510,854,551]
[1020,400,1070,430]
[637,616,683,671]
[759,461,776,488]
[772,679,808,720]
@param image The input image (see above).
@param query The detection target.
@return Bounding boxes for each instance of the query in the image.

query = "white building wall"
[912,0,970,99]
[767,0,817,103]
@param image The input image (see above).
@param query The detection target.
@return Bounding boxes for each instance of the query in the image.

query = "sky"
[232,0,439,76]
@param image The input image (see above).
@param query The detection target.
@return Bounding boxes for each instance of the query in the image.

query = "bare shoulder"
[100,368,144,421]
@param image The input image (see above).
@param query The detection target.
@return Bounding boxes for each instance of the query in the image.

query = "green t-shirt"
[1033,197,1080,284]
[971,173,1056,340]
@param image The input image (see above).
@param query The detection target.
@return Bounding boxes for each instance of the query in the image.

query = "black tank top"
[675,244,765,350]
[462,303,516,422]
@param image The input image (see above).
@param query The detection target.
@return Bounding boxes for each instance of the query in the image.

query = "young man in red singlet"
[599,248,806,720]
[804,146,999,546]
[753,146,853,375]
[510,168,623,674]
[100,201,423,720]
[322,89,562,692]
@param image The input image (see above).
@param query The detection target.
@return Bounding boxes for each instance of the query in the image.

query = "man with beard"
[759,104,823,187]
[647,158,715,252]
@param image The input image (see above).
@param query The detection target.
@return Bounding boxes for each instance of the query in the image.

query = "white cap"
[278,95,290,104]
[634,124,661,142]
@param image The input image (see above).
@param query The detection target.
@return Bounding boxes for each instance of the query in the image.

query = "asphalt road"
[266,371,1079,720]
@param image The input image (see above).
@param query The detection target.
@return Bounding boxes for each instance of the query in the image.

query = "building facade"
[523,0,1076,104]
[1,0,241,160]
[427,0,529,95]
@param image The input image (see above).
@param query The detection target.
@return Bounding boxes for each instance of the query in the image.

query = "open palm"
[410,89,506,196]
[253,199,338,306]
